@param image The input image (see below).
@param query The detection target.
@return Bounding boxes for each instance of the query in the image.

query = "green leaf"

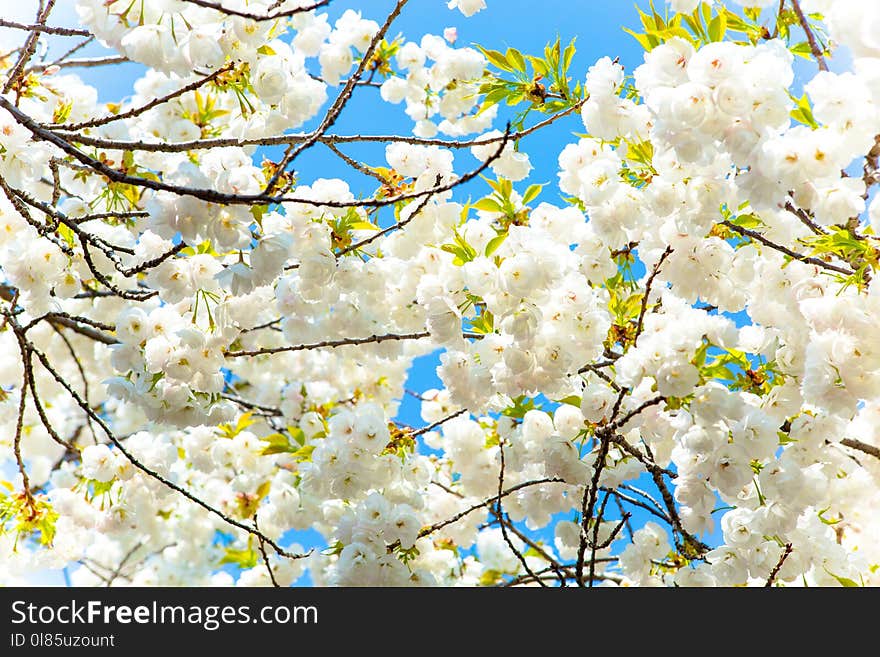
[743,6,762,22]
[350,221,379,231]
[57,222,76,247]
[250,204,267,228]
[501,395,542,419]
[789,42,814,59]
[217,411,257,439]
[473,197,503,213]
[220,547,259,569]
[623,27,658,51]
[485,232,507,256]
[701,2,713,25]
[826,570,860,587]
[522,183,546,205]
[708,13,727,41]
[818,507,842,525]
[260,433,295,455]
[790,93,819,129]
[526,55,548,76]
[563,38,577,71]
[470,309,495,335]
[506,47,526,72]
[692,339,711,369]
[722,9,751,34]
[480,569,502,586]
[288,426,306,446]
[441,227,478,266]
[479,47,514,72]
[87,479,115,499]
[482,87,510,108]
[550,37,561,67]
[637,6,658,32]
[732,213,764,230]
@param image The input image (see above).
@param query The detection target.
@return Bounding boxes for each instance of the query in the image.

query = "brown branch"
[633,246,673,350]
[78,235,157,300]
[48,323,98,443]
[24,349,76,451]
[2,0,56,97]
[104,541,143,588]
[26,338,308,560]
[840,438,880,461]
[641,441,709,556]
[790,0,829,71]
[262,0,409,194]
[502,563,621,587]
[42,314,118,345]
[612,493,635,543]
[784,201,826,236]
[491,509,568,584]
[862,135,880,199]
[254,515,280,588]
[179,0,332,21]
[0,18,91,37]
[722,220,854,276]
[617,483,668,518]
[220,392,283,417]
[43,35,95,70]
[0,94,516,210]
[0,178,73,255]
[765,543,793,586]
[27,55,129,73]
[496,440,546,585]
[336,177,440,258]
[48,63,235,131]
[4,182,178,288]
[52,100,581,154]
[324,141,389,185]
[577,363,621,391]
[769,0,786,39]
[1,285,118,345]
[600,486,670,524]
[610,396,665,431]
[411,408,468,437]
[225,331,432,357]
[417,477,565,540]
[587,490,612,586]
[607,433,677,479]
[575,428,611,587]
[11,350,32,503]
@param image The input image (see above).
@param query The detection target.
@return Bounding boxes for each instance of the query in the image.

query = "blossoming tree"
[0,0,878,587]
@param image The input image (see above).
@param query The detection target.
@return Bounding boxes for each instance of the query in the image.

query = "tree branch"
[840,438,880,461]
[790,0,829,71]
[722,220,854,275]
[179,0,332,21]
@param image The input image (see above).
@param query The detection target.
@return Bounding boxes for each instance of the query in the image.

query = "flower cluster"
[1,0,880,589]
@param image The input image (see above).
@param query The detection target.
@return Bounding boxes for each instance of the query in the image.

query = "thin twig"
[765,543,793,586]
[722,220,853,275]
[53,100,581,154]
[790,0,829,71]
[179,0,331,21]
[496,440,546,585]
[48,63,234,131]
[0,18,90,37]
